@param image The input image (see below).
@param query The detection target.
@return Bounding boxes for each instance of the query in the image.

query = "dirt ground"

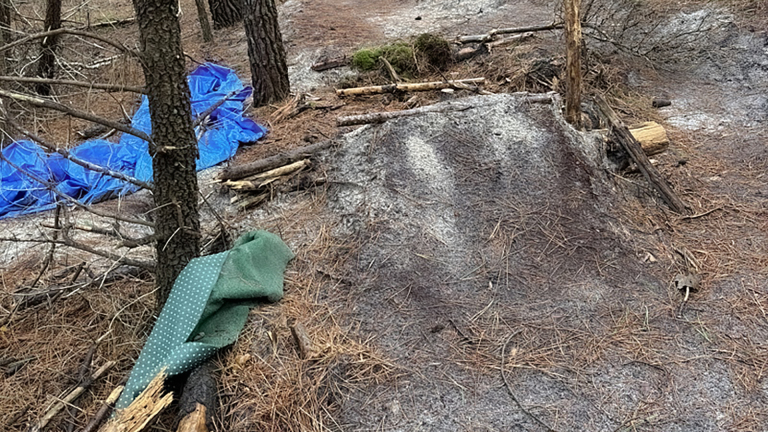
[1,0,767,431]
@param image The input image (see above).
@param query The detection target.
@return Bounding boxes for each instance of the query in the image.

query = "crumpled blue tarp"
[0,63,266,219]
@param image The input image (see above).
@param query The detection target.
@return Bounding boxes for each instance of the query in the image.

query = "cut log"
[219,139,338,181]
[628,121,669,156]
[337,92,554,127]
[594,95,688,214]
[336,78,485,97]
[458,23,563,44]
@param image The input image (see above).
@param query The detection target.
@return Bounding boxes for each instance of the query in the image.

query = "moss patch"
[351,42,416,75]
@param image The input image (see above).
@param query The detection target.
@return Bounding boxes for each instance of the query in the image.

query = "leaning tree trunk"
[133,0,201,309]
[208,0,242,28]
[36,0,62,96]
[243,0,289,107]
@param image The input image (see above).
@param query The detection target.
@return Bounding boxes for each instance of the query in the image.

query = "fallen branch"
[90,17,136,29]
[0,236,154,271]
[336,78,486,97]
[337,93,554,127]
[222,159,309,191]
[0,89,152,143]
[458,22,563,44]
[311,56,348,72]
[0,75,145,93]
[29,361,116,432]
[193,90,239,128]
[380,57,401,83]
[594,95,688,214]
[219,139,338,181]
[81,385,124,432]
[486,32,535,49]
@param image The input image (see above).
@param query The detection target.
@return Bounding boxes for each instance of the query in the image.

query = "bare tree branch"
[0,235,153,270]
[0,27,139,57]
[4,116,154,191]
[0,152,155,227]
[193,90,238,127]
[0,89,152,143]
[0,75,146,93]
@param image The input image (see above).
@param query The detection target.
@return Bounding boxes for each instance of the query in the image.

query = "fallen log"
[458,23,563,44]
[594,95,687,214]
[487,32,535,49]
[219,139,337,181]
[337,92,554,127]
[336,78,485,97]
[222,159,310,191]
[311,56,348,72]
[628,121,669,156]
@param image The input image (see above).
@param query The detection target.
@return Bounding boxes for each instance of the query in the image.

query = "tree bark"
[208,0,242,28]
[564,0,582,128]
[0,0,11,146]
[133,0,201,309]
[194,0,214,42]
[36,0,62,96]
[243,0,289,107]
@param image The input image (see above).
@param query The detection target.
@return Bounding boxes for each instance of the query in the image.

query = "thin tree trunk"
[0,0,11,146]
[564,0,582,128]
[243,0,289,107]
[133,0,201,309]
[36,0,62,96]
[195,0,214,42]
[208,0,242,28]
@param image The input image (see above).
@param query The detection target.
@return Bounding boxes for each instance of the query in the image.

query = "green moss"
[351,42,416,75]
[351,48,382,71]
[414,33,452,70]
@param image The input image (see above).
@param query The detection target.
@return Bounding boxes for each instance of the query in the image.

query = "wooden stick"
[219,139,338,181]
[458,22,563,44]
[380,57,401,83]
[222,159,309,190]
[0,89,152,143]
[80,385,124,432]
[311,56,347,72]
[0,76,145,93]
[289,321,313,359]
[336,78,485,97]
[90,17,136,29]
[564,0,582,128]
[594,95,688,214]
[30,361,116,432]
[486,32,535,49]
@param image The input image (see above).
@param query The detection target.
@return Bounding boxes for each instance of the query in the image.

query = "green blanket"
[115,230,294,409]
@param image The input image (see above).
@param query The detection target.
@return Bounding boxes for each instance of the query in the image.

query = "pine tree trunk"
[0,0,12,146]
[36,0,62,96]
[243,0,289,107]
[133,0,201,309]
[208,0,242,29]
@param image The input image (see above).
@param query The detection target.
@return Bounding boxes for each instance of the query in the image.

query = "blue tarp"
[0,63,266,219]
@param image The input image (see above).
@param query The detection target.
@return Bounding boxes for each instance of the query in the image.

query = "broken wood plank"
[629,121,669,156]
[458,23,563,44]
[219,140,337,181]
[336,78,485,97]
[594,95,688,214]
[337,93,554,127]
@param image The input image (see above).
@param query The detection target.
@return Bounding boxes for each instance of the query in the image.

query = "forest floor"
[1,0,767,431]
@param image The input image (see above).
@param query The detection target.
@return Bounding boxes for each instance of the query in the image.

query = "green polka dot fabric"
[115,230,294,410]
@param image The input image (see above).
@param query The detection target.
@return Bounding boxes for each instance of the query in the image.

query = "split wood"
[219,139,338,181]
[594,95,688,214]
[101,370,173,432]
[336,78,485,97]
[29,361,116,432]
[458,22,563,44]
[337,92,555,127]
